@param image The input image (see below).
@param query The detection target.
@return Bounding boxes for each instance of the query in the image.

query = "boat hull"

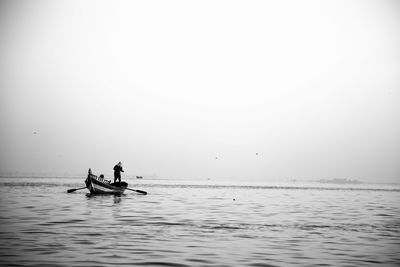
[85,174,127,194]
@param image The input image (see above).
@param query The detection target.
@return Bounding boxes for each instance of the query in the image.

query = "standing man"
[113,162,124,184]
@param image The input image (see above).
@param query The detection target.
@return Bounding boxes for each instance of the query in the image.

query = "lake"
[0,177,399,266]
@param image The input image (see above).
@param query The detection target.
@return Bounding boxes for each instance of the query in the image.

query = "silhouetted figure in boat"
[113,162,124,185]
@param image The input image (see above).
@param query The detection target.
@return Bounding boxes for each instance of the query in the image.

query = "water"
[0,177,399,266]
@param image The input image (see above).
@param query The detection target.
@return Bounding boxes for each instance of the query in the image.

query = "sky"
[0,0,399,182]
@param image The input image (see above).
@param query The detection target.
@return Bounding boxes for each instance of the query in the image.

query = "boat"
[85,170,127,194]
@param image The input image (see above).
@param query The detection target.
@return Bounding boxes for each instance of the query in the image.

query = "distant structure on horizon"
[316,178,362,184]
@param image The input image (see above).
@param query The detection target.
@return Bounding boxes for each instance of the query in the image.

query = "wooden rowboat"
[85,172,128,194]
[67,169,146,194]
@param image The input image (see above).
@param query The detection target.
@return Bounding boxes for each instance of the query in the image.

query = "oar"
[67,187,86,193]
[126,188,147,195]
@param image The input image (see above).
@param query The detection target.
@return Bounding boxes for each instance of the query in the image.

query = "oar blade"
[67,187,86,193]
[126,188,147,195]
[136,189,147,195]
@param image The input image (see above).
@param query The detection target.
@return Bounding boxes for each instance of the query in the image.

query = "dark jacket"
[113,165,124,178]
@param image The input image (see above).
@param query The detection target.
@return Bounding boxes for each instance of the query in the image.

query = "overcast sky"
[0,0,399,182]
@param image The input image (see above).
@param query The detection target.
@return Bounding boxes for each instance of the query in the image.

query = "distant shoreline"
[0,175,399,187]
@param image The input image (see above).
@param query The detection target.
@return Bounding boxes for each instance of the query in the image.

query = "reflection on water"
[0,178,399,266]
[85,193,125,205]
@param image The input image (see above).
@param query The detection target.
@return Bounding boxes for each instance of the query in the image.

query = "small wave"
[38,219,86,226]
[134,183,400,192]
[141,220,395,233]
[133,261,190,267]
[185,258,214,265]
[248,263,280,267]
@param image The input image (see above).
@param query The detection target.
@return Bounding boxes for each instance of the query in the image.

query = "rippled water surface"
[0,178,399,266]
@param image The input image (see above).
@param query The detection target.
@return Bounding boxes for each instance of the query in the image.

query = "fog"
[0,0,399,182]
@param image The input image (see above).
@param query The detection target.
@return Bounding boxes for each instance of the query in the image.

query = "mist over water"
[0,178,399,266]
[1,0,400,183]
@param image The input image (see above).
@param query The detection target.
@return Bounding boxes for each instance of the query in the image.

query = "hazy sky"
[0,0,399,182]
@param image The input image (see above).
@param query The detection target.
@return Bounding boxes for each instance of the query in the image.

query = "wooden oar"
[67,187,86,193]
[126,188,147,195]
